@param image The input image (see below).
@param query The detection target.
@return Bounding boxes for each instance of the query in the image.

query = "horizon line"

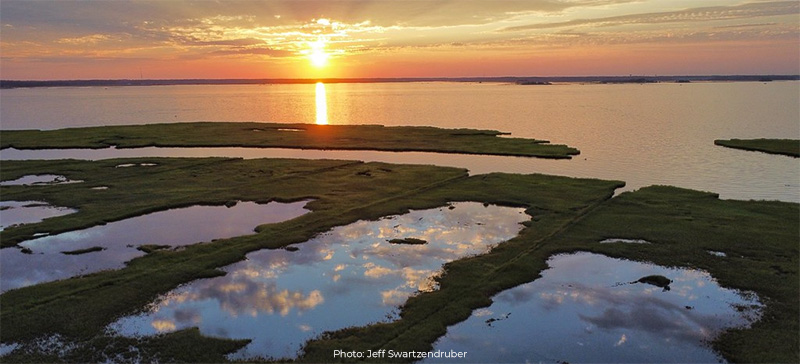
[3,73,800,81]
[2,74,798,88]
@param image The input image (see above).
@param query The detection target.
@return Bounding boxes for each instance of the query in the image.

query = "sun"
[308,37,330,68]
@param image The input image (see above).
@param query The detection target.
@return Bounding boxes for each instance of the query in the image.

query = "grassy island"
[0,122,580,159]
[715,138,800,157]
[1,155,797,363]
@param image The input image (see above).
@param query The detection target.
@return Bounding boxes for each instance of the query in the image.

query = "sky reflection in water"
[0,201,310,292]
[0,174,82,186]
[0,201,77,231]
[108,202,528,360]
[425,252,761,363]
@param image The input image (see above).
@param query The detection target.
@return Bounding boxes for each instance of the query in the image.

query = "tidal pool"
[600,238,652,244]
[0,201,77,231]
[115,163,158,168]
[424,252,761,363]
[0,174,82,186]
[107,202,528,360]
[0,200,310,292]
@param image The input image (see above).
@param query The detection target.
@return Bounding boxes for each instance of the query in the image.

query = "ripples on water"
[107,202,528,360]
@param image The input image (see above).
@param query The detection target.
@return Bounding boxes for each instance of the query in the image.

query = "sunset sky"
[1,0,798,80]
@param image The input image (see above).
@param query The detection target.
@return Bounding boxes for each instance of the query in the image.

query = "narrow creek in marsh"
[107,202,529,360]
[0,200,310,292]
[424,252,762,363]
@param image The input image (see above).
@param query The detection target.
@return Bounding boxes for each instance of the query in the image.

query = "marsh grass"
[298,185,798,363]
[60,246,105,255]
[136,244,172,254]
[0,157,618,362]
[387,238,427,245]
[544,186,799,363]
[0,122,580,159]
[1,157,796,363]
[715,138,800,157]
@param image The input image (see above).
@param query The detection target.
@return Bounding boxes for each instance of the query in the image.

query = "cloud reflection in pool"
[424,252,762,363]
[107,202,529,360]
[0,201,77,231]
[0,200,310,292]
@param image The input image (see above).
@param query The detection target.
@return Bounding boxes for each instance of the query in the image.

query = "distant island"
[715,138,800,158]
[0,122,581,160]
[1,75,798,89]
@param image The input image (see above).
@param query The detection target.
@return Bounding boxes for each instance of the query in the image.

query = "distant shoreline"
[2,75,798,89]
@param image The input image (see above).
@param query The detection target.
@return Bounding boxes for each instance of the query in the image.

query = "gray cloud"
[175,37,266,47]
[501,1,800,32]
[208,47,294,57]
[0,0,639,33]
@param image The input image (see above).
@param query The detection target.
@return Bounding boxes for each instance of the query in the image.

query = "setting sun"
[308,37,330,68]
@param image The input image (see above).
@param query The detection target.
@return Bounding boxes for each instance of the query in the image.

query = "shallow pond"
[0,201,77,231]
[0,174,82,186]
[0,200,310,292]
[107,202,529,360]
[424,252,761,363]
[600,238,652,244]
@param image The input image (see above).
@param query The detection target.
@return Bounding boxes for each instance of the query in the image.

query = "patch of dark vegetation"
[715,138,800,158]
[388,238,428,245]
[0,122,580,159]
[137,244,172,254]
[20,247,33,254]
[1,328,248,363]
[61,246,105,255]
[517,81,552,85]
[635,275,672,291]
[22,203,50,208]
[485,313,511,326]
[224,200,238,208]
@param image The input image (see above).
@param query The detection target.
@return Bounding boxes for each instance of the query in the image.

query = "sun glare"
[309,38,330,68]
[315,82,328,125]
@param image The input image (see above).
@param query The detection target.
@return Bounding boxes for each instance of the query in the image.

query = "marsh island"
[715,138,800,158]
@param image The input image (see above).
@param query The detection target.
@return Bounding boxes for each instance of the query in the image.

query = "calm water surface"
[108,202,528,360]
[425,252,761,363]
[0,201,76,231]
[0,200,309,292]
[0,174,83,186]
[1,82,797,202]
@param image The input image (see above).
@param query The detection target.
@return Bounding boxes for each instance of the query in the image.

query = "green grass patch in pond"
[136,245,172,254]
[61,246,105,255]
[387,238,427,245]
[635,274,672,289]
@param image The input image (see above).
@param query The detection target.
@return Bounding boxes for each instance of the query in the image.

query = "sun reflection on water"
[315,82,328,125]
